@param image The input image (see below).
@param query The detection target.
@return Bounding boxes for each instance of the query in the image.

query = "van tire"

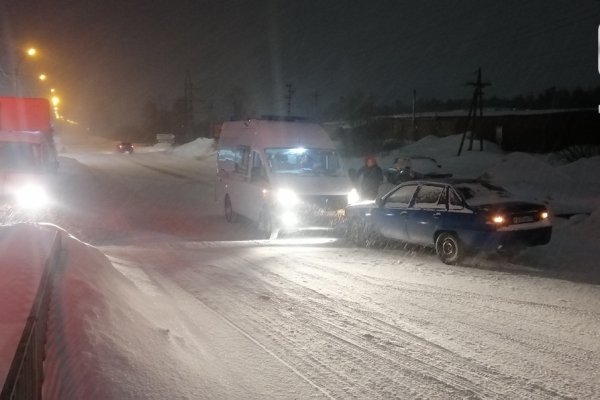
[258,208,278,239]
[224,196,236,222]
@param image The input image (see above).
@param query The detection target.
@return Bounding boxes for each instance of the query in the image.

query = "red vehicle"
[0,97,58,214]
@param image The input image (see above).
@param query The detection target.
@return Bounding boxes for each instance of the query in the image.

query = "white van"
[216,117,358,238]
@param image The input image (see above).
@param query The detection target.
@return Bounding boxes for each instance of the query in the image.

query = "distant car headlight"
[13,184,50,210]
[276,189,300,206]
[540,211,549,220]
[347,188,360,204]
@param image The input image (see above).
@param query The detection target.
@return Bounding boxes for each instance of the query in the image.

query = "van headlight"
[13,184,50,210]
[347,188,360,205]
[276,189,300,207]
[279,211,298,227]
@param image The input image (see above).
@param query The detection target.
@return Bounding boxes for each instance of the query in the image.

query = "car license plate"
[513,215,534,224]
[322,210,339,217]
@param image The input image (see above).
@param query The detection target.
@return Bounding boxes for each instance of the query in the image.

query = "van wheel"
[258,209,278,239]
[435,232,462,265]
[224,196,236,222]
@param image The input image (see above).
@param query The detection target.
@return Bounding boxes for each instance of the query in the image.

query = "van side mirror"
[375,197,384,207]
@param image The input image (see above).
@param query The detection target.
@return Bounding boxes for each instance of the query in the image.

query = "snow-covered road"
[103,239,600,399]
[33,145,600,399]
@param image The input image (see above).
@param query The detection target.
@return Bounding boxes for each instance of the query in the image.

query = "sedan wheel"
[435,232,462,265]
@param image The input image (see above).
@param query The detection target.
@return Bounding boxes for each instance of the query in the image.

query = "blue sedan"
[344,179,552,264]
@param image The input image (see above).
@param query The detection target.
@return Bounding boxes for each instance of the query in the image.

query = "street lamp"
[38,73,47,81]
[14,47,38,95]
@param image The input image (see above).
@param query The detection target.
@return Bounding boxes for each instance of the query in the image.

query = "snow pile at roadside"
[344,134,505,179]
[134,142,173,153]
[519,205,600,273]
[44,232,309,399]
[390,134,503,160]
[558,155,600,183]
[381,134,504,178]
[172,137,215,158]
[482,152,600,215]
[44,234,223,399]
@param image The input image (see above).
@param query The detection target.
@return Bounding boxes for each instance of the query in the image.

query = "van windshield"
[265,147,343,176]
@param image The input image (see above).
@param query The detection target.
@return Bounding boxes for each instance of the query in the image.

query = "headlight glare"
[14,184,50,210]
[276,189,299,206]
[280,211,298,227]
[347,188,360,204]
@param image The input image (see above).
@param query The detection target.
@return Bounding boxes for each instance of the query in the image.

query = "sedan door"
[405,184,447,246]
[373,184,418,241]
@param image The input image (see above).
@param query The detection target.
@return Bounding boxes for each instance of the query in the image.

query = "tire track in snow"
[178,255,521,399]
[266,249,599,398]
[111,243,600,398]
[230,257,556,400]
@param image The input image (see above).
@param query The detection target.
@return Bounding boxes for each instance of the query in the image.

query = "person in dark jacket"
[356,154,383,199]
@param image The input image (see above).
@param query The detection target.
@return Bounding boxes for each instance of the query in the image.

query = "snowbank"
[392,134,503,159]
[43,233,322,399]
[172,138,215,159]
[482,152,600,215]
[45,234,228,399]
[518,205,600,274]
[343,134,505,180]
[133,142,173,153]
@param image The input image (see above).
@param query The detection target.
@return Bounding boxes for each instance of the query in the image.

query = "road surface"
[46,149,600,399]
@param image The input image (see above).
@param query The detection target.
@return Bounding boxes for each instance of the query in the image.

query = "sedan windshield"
[265,147,342,176]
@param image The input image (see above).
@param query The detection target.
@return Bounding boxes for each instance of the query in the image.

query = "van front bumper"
[274,207,346,232]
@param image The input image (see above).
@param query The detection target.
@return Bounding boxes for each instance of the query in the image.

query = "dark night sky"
[1,0,599,133]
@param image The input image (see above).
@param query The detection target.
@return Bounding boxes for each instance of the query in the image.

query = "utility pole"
[311,90,319,120]
[285,83,294,116]
[183,70,195,142]
[457,68,491,156]
[182,70,215,140]
[411,89,417,140]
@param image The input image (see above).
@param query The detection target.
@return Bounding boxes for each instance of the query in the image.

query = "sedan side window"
[385,185,417,207]
[449,188,464,210]
[412,185,445,209]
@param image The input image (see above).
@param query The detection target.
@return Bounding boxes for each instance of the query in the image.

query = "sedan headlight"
[347,188,360,205]
[13,184,50,210]
[276,189,300,206]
